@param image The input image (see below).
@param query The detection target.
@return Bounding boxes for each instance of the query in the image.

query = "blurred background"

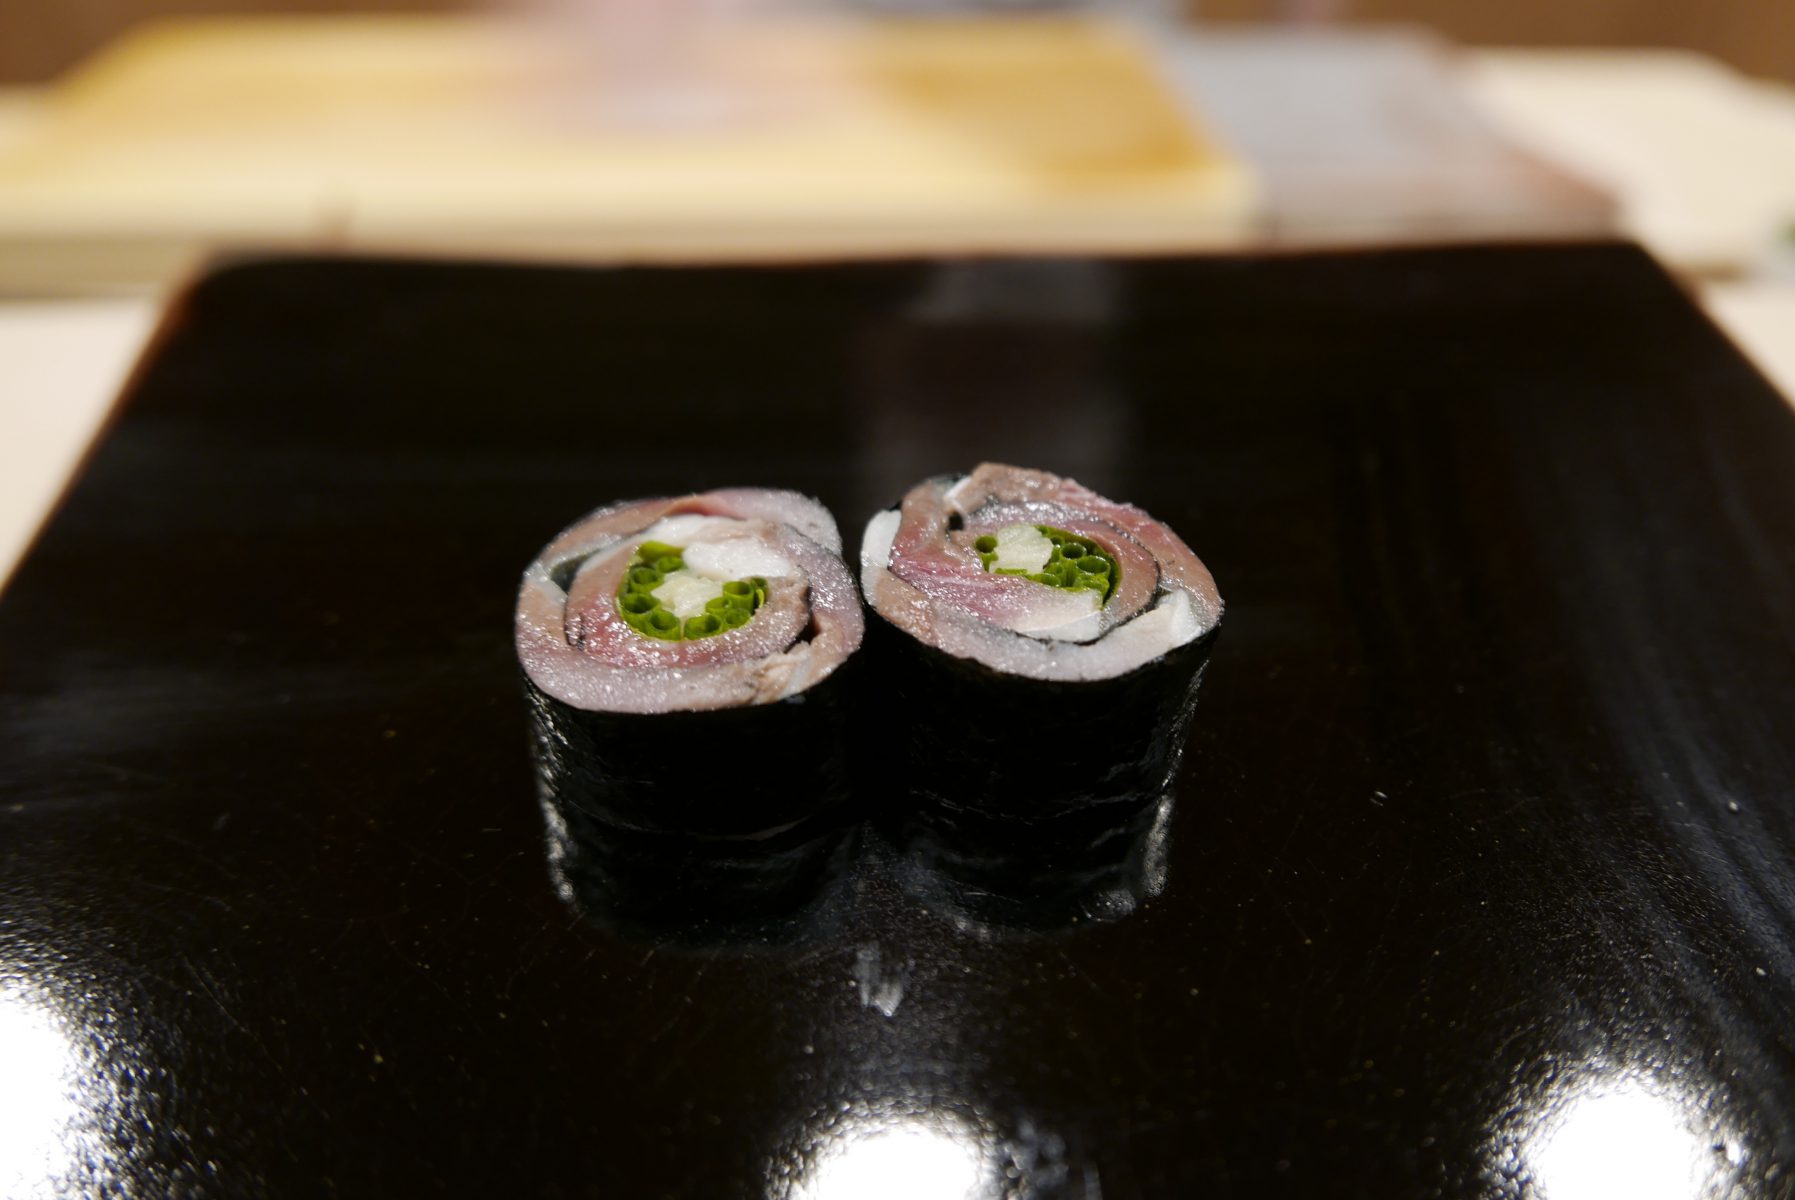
[3,0,1794,579]
[5,0,1795,285]
[6,0,1792,86]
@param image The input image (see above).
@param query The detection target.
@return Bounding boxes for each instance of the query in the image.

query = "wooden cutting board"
[0,15,1258,291]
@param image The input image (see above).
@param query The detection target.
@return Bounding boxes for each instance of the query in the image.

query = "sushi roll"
[517,488,864,840]
[859,463,1222,821]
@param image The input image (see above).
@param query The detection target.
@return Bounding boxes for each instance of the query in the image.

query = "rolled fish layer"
[518,489,864,837]
[862,463,1221,681]
[860,463,1222,816]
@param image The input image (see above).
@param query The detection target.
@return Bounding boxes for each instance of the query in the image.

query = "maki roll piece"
[860,463,1222,822]
[517,489,864,839]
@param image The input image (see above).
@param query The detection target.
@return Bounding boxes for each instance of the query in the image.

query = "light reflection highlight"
[1521,1075,1741,1200]
[797,1120,991,1200]
[780,1103,1004,1200]
[0,984,81,1198]
[896,791,1177,937]
[1531,1084,1702,1200]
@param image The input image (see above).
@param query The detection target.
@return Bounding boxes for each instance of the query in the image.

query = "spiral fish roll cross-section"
[517,488,865,839]
[860,463,1221,819]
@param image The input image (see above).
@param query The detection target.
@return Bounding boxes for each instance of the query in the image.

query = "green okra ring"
[614,542,767,641]
[977,524,1119,603]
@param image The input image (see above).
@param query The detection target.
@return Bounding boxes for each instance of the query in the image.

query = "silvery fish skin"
[861,463,1222,682]
[517,489,864,714]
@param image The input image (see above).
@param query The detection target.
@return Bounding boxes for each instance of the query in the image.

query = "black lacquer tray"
[3,245,1794,1199]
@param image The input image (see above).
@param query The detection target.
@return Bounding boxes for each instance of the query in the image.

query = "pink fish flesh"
[518,489,863,714]
[863,464,1221,682]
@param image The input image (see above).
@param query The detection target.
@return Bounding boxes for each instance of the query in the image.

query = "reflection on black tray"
[543,785,1179,943]
[543,798,858,946]
[769,1090,1073,1200]
[889,791,1175,937]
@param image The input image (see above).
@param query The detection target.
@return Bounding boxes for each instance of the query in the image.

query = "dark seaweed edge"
[523,647,866,838]
[860,608,1217,817]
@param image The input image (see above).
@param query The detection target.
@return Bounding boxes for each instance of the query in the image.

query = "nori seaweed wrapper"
[864,612,1217,822]
[523,652,865,840]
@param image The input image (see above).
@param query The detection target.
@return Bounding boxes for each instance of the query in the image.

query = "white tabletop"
[0,299,158,589]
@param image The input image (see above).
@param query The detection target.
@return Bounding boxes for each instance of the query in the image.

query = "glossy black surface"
[3,245,1794,1198]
